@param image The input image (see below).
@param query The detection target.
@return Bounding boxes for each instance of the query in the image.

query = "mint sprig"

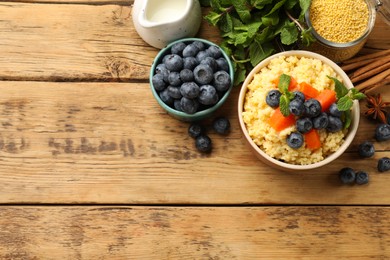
[278,74,294,116]
[328,76,366,128]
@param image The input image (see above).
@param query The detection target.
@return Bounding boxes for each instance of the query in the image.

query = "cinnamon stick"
[349,55,390,79]
[355,68,390,91]
[341,57,380,71]
[351,61,390,83]
[362,75,390,94]
[343,49,390,64]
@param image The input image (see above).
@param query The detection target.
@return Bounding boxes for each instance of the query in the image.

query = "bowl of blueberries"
[150,38,234,122]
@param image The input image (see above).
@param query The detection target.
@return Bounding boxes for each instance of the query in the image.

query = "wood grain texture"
[0,81,388,204]
[0,206,389,259]
[0,2,220,81]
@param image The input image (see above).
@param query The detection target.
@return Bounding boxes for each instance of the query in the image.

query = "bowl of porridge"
[238,51,360,171]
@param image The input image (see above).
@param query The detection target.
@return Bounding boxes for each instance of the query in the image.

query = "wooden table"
[0,1,389,259]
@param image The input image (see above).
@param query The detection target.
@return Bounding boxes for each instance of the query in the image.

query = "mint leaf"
[301,28,316,46]
[328,76,348,99]
[249,41,274,66]
[220,13,233,32]
[351,88,366,100]
[280,22,299,45]
[205,11,224,26]
[299,0,311,21]
[278,74,291,94]
[342,110,352,129]
[337,95,353,111]
[233,0,252,23]
[285,0,298,10]
[279,95,290,116]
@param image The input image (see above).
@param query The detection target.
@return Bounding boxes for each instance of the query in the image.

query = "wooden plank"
[0,81,389,204]
[0,206,389,259]
[0,3,220,82]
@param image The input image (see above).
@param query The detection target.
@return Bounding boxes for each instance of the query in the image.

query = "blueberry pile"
[266,89,343,149]
[188,116,231,153]
[152,40,231,114]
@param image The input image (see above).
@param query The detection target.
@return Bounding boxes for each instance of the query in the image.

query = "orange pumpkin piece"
[316,89,337,112]
[304,129,322,150]
[269,107,296,132]
[299,82,319,99]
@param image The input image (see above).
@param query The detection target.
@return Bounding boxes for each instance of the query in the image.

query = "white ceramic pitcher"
[132,0,202,49]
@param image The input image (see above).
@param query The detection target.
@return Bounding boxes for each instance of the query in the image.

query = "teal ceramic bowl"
[149,38,234,122]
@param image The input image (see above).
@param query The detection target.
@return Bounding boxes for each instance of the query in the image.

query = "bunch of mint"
[202,0,315,85]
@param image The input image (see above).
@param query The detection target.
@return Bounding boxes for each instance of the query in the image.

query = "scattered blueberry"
[171,42,186,55]
[167,85,182,99]
[164,54,183,72]
[289,99,304,116]
[180,97,199,114]
[180,82,200,99]
[180,69,194,82]
[378,157,390,172]
[183,43,199,58]
[312,112,329,129]
[216,57,229,72]
[265,90,282,108]
[206,45,222,59]
[183,57,198,70]
[304,98,322,118]
[193,64,214,85]
[329,103,342,117]
[195,135,212,153]
[213,71,231,92]
[375,124,390,141]
[159,88,174,106]
[286,132,304,149]
[198,85,219,105]
[152,73,166,91]
[355,171,369,185]
[168,71,182,86]
[213,117,230,135]
[296,117,313,134]
[188,123,204,139]
[339,167,356,184]
[200,57,218,72]
[358,141,375,158]
[326,115,343,132]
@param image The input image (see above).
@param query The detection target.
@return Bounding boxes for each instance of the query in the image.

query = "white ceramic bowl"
[238,50,360,171]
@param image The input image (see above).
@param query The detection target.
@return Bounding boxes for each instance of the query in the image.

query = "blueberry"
[159,88,174,106]
[200,57,218,72]
[180,69,194,82]
[355,171,369,185]
[155,64,169,83]
[339,167,356,184]
[375,124,390,141]
[180,82,200,99]
[206,45,222,59]
[286,132,304,149]
[167,85,182,99]
[213,71,231,92]
[304,98,322,118]
[213,117,230,135]
[183,43,199,57]
[183,57,199,70]
[216,58,229,72]
[198,85,219,105]
[196,50,210,63]
[292,91,305,102]
[358,141,375,158]
[265,90,282,108]
[329,103,342,117]
[313,112,329,129]
[180,97,199,114]
[164,54,183,72]
[289,99,304,116]
[168,72,182,86]
[188,123,204,139]
[152,73,166,92]
[195,135,212,153]
[378,157,390,172]
[171,42,187,55]
[296,117,313,134]
[173,99,183,111]
[192,41,206,51]
[193,64,214,85]
[326,115,343,132]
